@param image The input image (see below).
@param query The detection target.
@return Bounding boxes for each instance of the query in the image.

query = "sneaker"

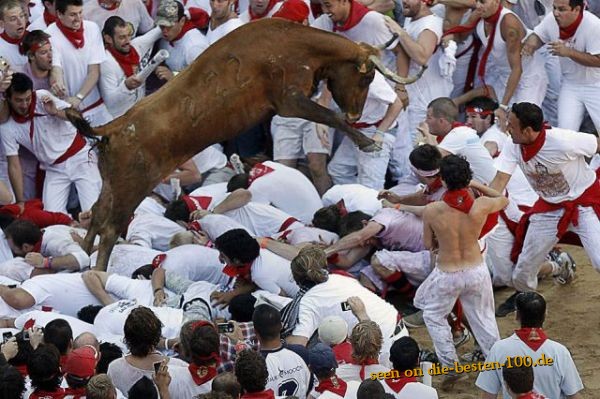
[403,310,425,328]
[440,370,468,390]
[552,251,576,285]
[461,348,485,362]
[419,349,439,364]
[453,328,470,348]
[495,291,520,317]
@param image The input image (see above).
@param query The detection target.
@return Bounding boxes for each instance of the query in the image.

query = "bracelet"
[164,338,169,350]
[42,257,52,269]
[154,287,164,295]
[499,104,509,112]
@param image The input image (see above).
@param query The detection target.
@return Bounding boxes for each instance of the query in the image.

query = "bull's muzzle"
[345,113,361,124]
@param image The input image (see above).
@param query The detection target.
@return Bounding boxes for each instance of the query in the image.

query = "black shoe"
[495,291,520,317]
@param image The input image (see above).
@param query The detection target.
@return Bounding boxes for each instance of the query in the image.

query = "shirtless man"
[415,154,506,389]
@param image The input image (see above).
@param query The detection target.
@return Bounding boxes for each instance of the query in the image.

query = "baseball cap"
[272,0,310,23]
[309,343,338,373]
[63,346,99,378]
[156,0,181,27]
[318,316,348,346]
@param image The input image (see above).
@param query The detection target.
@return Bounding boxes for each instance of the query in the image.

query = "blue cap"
[309,343,338,372]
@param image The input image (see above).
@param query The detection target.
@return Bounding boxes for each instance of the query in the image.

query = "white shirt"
[238,3,282,23]
[189,182,228,198]
[0,229,13,264]
[91,243,161,276]
[495,127,598,203]
[167,365,213,399]
[223,202,304,238]
[248,161,323,224]
[343,71,396,126]
[84,0,154,36]
[105,274,175,306]
[310,379,360,399]
[264,347,311,399]
[250,249,299,297]
[126,213,186,250]
[322,184,382,217]
[191,145,227,173]
[41,225,91,269]
[0,257,34,282]
[14,310,94,338]
[27,14,49,31]
[475,333,584,398]
[381,379,438,398]
[0,36,27,72]
[206,18,244,44]
[336,363,389,383]
[0,276,25,319]
[279,226,339,246]
[534,11,600,85]
[158,28,208,72]
[162,244,228,283]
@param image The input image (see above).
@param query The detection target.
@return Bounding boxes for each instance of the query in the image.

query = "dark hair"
[228,293,257,322]
[389,337,420,372]
[502,360,534,394]
[28,345,62,392]
[97,342,123,374]
[65,373,90,390]
[77,305,103,324]
[55,0,83,14]
[357,379,385,399]
[409,144,442,172]
[131,264,154,280]
[0,213,15,230]
[227,174,250,192]
[439,155,472,191]
[179,321,220,366]
[339,211,371,238]
[164,199,190,222]
[128,376,159,399]
[235,350,268,393]
[5,73,33,100]
[44,319,73,355]
[102,15,127,37]
[214,229,260,264]
[212,372,241,398]
[4,219,42,248]
[427,97,458,123]
[8,331,34,369]
[465,96,498,127]
[511,102,544,132]
[312,205,342,235]
[568,0,584,9]
[252,304,282,341]
[516,292,546,328]
[123,307,162,357]
[0,365,25,399]
[21,30,51,57]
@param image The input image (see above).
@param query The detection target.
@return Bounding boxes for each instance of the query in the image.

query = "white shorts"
[271,116,331,160]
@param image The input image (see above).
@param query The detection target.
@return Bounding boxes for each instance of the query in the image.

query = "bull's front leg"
[94,224,119,272]
[275,92,381,152]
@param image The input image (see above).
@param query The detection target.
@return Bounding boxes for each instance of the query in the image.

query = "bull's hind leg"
[274,91,380,152]
[94,224,119,272]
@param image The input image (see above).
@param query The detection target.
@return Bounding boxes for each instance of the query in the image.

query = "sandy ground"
[408,245,599,398]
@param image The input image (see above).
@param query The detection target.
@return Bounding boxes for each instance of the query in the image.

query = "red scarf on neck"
[517,392,546,399]
[384,374,418,393]
[349,357,378,380]
[477,3,503,82]
[424,176,443,195]
[248,163,275,185]
[169,20,196,46]
[334,0,369,32]
[520,123,549,162]
[188,364,219,385]
[182,195,212,211]
[222,262,252,279]
[442,188,474,214]
[56,19,85,49]
[436,122,465,144]
[316,376,347,396]
[0,30,24,45]
[249,0,279,20]
[559,9,584,39]
[515,327,548,351]
[107,45,140,77]
[145,0,153,15]
[43,9,57,26]
[10,91,38,123]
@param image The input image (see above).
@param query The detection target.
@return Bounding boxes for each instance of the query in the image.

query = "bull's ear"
[358,62,368,73]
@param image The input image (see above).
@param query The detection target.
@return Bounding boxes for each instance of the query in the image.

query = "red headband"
[465,106,494,117]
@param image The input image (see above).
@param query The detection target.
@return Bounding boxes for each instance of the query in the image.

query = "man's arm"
[324,221,382,256]
[212,189,253,214]
[7,156,25,203]
[377,97,404,131]
[500,14,525,106]
[258,239,300,261]
[0,286,35,309]
[285,335,309,346]
[81,270,115,306]
[489,171,512,193]
[521,32,545,57]
[68,64,100,107]
[163,159,202,187]
[394,26,439,66]
[549,42,600,67]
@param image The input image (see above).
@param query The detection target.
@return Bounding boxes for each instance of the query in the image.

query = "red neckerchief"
[14,364,28,377]
[169,20,196,46]
[64,387,86,398]
[384,373,418,393]
[334,0,369,32]
[559,9,584,40]
[56,19,85,49]
[515,327,548,351]
[315,375,347,396]
[98,0,119,10]
[517,392,546,399]
[152,253,166,269]
[145,0,153,15]
[477,3,503,83]
[10,91,38,125]
[242,389,276,399]
[336,199,348,217]
[43,9,57,26]
[29,388,66,399]
[182,195,212,212]
[222,262,252,279]
[437,122,465,144]
[424,177,443,195]
[249,0,279,20]
[24,318,36,329]
[349,357,378,380]
[520,124,548,162]
[332,341,353,364]
[442,188,474,214]
[107,45,140,77]
[248,163,275,185]
[0,30,24,45]
[188,364,219,385]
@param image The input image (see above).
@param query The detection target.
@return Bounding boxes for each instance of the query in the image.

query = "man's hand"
[315,124,331,149]
[347,296,370,321]
[41,96,59,116]
[155,66,174,81]
[153,359,171,395]
[548,41,572,57]
[224,320,244,343]
[124,76,143,90]
[371,254,394,279]
[416,121,435,145]
[210,291,236,309]
[154,288,167,306]
[0,69,13,93]
[1,337,18,361]
[378,190,401,203]
[190,209,212,220]
[395,86,409,109]
[24,252,44,268]
[78,210,92,229]
[28,327,44,350]
[70,231,85,247]
[66,97,82,109]
[191,230,210,246]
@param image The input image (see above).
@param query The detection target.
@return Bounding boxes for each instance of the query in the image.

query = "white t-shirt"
[162,244,228,284]
[495,128,598,203]
[105,274,170,307]
[14,310,94,338]
[223,202,304,238]
[0,229,13,264]
[534,11,600,85]
[41,225,91,269]
[0,276,25,319]
[475,333,584,398]
[191,145,227,173]
[108,354,188,395]
[167,365,213,399]
[0,36,27,72]
[91,244,161,277]
[322,184,382,217]
[158,28,208,72]
[310,379,360,399]
[0,257,33,282]
[264,347,311,399]
[279,226,339,246]
[250,249,299,297]
[189,182,228,198]
[206,18,244,44]
[343,71,396,126]
[126,213,186,250]
[381,379,438,398]
[83,0,154,36]
[336,363,389,383]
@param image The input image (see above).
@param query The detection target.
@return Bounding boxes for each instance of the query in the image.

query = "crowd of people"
[0,0,597,396]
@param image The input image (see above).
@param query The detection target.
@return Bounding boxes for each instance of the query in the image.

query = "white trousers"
[414,263,500,367]
[557,83,600,131]
[43,148,101,213]
[485,218,516,287]
[513,206,600,292]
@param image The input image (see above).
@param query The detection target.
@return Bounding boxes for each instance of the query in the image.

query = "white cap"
[318,316,348,345]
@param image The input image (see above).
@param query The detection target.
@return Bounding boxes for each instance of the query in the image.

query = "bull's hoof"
[359,141,383,153]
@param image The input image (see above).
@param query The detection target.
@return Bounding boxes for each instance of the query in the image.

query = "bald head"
[74,332,100,350]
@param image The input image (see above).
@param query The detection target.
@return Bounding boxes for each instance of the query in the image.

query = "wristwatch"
[75,93,84,101]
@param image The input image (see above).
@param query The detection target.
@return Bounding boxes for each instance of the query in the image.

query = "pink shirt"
[371,208,425,252]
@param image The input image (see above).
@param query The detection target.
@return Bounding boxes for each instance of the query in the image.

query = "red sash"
[56,19,85,49]
[29,389,66,399]
[107,45,140,77]
[333,0,369,32]
[43,9,57,26]
[53,133,86,164]
[241,390,276,399]
[514,327,548,351]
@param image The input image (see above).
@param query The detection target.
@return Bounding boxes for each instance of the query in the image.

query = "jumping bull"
[66,18,424,270]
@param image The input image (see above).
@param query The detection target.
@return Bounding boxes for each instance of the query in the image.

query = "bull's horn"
[368,55,427,85]
[377,33,399,50]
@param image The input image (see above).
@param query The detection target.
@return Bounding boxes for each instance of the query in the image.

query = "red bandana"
[188,364,219,385]
[188,7,210,28]
[0,30,24,45]
[336,199,348,217]
[152,253,166,269]
[249,0,279,20]
[315,376,347,396]
[24,318,36,329]
[248,163,275,185]
[517,393,546,399]
[107,45,140,77]
[442,188,474,214]
[477,3,503,82]
[43,9,57,26]
[242,390,276,399]
[559,9,584,40]
[56,19,85,49]
[334,0,369,32]
[520,124,548,162]
[145,0,153,15]
[384,374,418,393]
[98,0,119,10]
[349,357,378,380]
[515,328,548,351]
[169,20,196,46]
[10,91,38,124]
[332,341,353,364]
[182,195,213,212]
[424,176,443,195]
[222,262,253,279]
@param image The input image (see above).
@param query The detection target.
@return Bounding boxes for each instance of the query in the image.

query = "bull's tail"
[65,108,107,140]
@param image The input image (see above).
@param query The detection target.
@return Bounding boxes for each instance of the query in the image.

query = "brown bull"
[66,18,424,270]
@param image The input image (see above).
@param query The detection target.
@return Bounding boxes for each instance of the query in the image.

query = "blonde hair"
[350,321,383,363]
[169,231,195,248]
[86,374,116,399]
[290,245,329,284]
